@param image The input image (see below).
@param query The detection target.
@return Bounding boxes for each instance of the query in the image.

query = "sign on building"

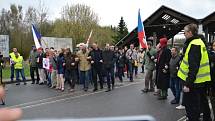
[41,37,73,51]
[0,35,9,57]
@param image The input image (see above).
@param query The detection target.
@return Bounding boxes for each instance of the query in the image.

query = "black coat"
[156,47,171,90]
[102,49,115,69]
[89,48,103,67]
[209,50,215,89]
[37,53,45,69]
[117,53,126,68]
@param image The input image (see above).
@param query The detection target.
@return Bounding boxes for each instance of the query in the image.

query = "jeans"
[105,67,115,89]
[133,66,138,76]
[80,70,89,90]
[47,72,52,86]
[169,77,181,102]
[10,65,14,81]
[128,62,134,81]
[88,69,93,84]
[51,70,57,87]
[15,69,26,83]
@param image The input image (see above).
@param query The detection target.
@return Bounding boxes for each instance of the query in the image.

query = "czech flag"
[138,9,147,49]
[32,24,42,49]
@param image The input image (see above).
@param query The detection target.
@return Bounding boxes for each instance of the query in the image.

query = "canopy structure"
[202,12,215,43]
[117,5,215,47]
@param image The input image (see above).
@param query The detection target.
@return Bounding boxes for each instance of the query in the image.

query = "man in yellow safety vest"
[9,48,19,82]
[13,52,27,85]
[177,23,211,121]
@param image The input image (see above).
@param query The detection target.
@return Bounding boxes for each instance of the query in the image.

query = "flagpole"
[86,30,93,47]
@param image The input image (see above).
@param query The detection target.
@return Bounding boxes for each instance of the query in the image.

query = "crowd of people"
[4,23,215,121]
[8,42,146,93]
[141,23,215,121]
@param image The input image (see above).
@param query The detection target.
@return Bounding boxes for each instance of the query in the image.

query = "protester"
[37,48,46,85]
[29,46,40,84]
[124,46,129,78]
[46,51,52,87]
[116,48,126,83]
[64,48,78,92]
[56,49,65,91]
[169,47,181,104]
[102,44,116,92]
[49,50,57,89]
[125,44,138,82]
[77,44,91,91]
[89,43,104,92]
[156,37,171,100]
[141,41,156,93]
[138,48,145,73]
[114,46,120,79]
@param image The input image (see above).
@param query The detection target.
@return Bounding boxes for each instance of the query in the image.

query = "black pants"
[141,64,144,73]
[118,67,124,82]
[184,86,211,121]
[65,69,77,89]
[92,66,103,90]
[105,67,115,89]
[30,66,39,83]
[209,87,215,121]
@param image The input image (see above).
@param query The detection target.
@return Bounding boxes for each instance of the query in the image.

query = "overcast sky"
[0,0,214,31]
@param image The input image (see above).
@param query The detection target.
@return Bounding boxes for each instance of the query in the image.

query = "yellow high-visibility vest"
[177,38,211,83]
[13,56,24,69]
[9,52,16,59]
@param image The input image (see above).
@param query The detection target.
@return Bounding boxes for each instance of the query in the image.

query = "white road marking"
[11,81,143,109]
[7,90,83,108]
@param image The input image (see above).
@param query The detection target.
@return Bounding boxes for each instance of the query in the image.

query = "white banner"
[43,58,50,70]
[0,35,9,57]
[41,37,73,51]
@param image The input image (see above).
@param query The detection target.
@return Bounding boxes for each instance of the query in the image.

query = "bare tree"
[0,8,10,34]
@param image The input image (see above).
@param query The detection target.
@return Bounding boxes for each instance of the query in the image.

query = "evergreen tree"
[114,17,128,44]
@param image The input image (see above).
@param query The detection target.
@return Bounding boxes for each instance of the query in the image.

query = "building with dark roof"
[116,5,215,47]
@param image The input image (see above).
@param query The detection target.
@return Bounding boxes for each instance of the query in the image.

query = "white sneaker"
[176,105,185,110]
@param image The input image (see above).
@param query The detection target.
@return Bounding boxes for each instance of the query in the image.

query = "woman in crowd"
[50,50,57,89]
[64,48,78,92]
[57,49,65,91]
[116,48,126,83]
[156,38,171,100]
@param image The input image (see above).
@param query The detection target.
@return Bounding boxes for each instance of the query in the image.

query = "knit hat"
[159,37,168,48]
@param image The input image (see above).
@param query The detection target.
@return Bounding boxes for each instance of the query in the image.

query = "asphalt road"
[1,74,186,121]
